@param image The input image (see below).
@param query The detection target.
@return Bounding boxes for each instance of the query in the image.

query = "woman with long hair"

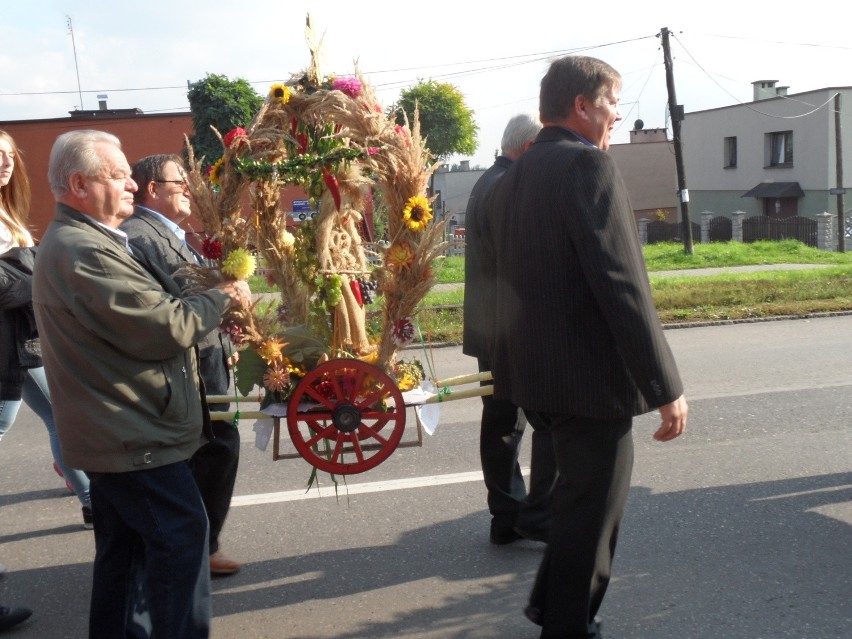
[0,129,92,529]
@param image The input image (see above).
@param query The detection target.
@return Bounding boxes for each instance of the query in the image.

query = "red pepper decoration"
[322,167,341,210]
[350,279,363,306]
[297,133,309,155]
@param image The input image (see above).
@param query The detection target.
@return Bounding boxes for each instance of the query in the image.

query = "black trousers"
[190,419,240,555]
[478,359,557,533]
[524,412,634,639]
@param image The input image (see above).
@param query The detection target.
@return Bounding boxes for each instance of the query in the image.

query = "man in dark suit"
[463,113,557,545]
[122,154,242,577]
[487,56,688,638]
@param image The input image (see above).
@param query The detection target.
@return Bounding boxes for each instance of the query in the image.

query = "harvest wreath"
[179,20,447,424]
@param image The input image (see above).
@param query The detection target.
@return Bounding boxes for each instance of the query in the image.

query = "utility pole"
[66,16,84,111]
[835,93,845,252]
[660,27,693,255]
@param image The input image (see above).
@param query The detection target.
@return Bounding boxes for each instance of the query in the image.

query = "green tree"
[392,80,478,160]
[187,73,263,167]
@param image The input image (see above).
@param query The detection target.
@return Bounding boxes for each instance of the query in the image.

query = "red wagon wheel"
[286,359,406,474]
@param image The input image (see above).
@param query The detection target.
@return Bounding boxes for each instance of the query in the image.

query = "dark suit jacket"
[488,126,683,418]
[121,207,232,401]
[462,155,513,360]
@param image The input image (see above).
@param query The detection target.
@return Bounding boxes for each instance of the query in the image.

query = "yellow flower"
[397,372,416,392]
[281,230,295,248]
[208,157,225,186]
[263,365,291,393]
[385,241,415,270]
[287,363,307,378]
[257,337,288,364]
[402,195,433,232]
[269,83,291,104]
[221,248,257,280]
[357,350,378,364]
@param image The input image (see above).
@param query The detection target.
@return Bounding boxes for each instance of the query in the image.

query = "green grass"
[413,241,852,341]
[651,266,852,323]
[434,255,465,283]
[643,240,852,270]
[254,241,852,344]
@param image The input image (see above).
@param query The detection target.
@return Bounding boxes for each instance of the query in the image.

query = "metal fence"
[445,233,466,257]
[708,216,733,242]
[646,220,701,245]
[742,215,817,247]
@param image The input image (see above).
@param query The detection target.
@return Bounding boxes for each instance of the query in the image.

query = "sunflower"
[208,157,225,186]
[401,196,433,232]
[269,83,291,104]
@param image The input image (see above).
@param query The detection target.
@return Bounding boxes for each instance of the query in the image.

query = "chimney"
[97,94,108,110]
[752,80,778,101]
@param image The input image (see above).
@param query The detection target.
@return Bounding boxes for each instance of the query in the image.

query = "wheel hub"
[332,403,362,433]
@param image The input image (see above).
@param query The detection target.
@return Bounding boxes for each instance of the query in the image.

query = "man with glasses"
[122,154,242,577]
[33,130,251,637]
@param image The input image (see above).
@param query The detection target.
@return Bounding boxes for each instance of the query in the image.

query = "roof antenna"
[66,16,84,111]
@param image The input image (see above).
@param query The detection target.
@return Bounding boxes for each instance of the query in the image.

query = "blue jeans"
[0,367,90,505]
[87,462,211,639]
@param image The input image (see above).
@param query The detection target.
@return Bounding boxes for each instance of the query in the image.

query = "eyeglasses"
[154,179,188,188]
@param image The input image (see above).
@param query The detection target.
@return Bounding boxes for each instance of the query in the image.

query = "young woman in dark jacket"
[0,130,92,529]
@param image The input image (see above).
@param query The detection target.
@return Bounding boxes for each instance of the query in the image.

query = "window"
[768,130,793,167]
[724,136,737,168]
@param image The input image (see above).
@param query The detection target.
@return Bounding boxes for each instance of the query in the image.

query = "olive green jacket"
[32,204,231,472]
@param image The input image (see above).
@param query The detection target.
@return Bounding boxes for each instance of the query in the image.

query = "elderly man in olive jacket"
[32,130,249,639]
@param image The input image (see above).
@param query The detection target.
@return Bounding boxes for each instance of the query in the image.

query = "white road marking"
[231,468,530,506]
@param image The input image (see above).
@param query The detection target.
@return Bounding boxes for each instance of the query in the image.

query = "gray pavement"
[1,315,851,638]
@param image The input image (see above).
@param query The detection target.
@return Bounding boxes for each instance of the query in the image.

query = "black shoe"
[513,523,549,543]
[489,524,522,545]
[589,616,603,638]
[523,604,542,626]
[82,505,93,530]
[0,606,32,631]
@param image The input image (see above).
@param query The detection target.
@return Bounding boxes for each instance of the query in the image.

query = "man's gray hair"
[501,113,542,156]
[48,130,121,198]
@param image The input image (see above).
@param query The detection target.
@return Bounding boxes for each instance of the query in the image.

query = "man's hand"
[216,280,252,309]
[653,394,688,442]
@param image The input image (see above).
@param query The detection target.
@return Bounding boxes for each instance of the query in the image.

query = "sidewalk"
[649,263,836,278]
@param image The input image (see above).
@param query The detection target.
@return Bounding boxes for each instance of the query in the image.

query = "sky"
[3,0,852,169]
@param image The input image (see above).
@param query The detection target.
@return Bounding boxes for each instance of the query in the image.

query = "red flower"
[331,76,362,98]
[392,317,416,347]
[223,127,247,149]
[394,125,411,147]
[202,237,223,260]
[220,320,244,345]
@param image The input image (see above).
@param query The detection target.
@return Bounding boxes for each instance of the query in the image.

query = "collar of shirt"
[137,205,186,244]
[563,127,597,148]
[80,213,134,254]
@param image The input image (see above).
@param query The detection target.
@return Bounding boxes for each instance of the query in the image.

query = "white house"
[682,80,852,221]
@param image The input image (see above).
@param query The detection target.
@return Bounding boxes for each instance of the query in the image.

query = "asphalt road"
[1,316,850,638]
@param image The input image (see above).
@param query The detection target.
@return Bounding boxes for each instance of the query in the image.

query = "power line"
[699,32,852,51]
[672,33,839,119]
[0,35,658,99]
